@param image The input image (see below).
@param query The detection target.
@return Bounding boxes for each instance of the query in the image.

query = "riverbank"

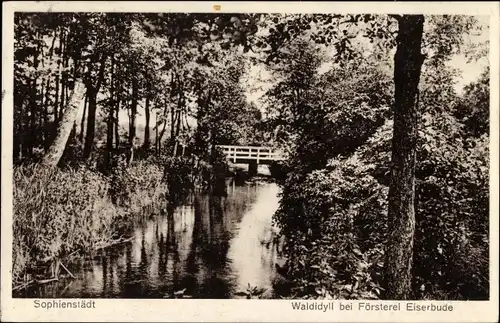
[12,160,169,291]
[227,163,277,183]
[14,180,284,299]
[12,157,282,293]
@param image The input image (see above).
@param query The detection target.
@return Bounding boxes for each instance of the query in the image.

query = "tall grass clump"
[111,160,167,215]
[12,164,123,283]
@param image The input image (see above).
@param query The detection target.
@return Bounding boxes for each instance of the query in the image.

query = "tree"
[383,15,425,300]
[253,13,479,299]
[192,51,249,156]
[14,13,137,166]
[41,81,86,167]
[456,67,489,137]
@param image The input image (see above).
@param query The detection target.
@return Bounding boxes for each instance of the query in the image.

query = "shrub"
[412,114,489,299]
[274,110,489,300]
[162,156,194,204]
[190,148,230,195]
[274,151,387,299]
[12,164,123,282]
[12,157,172,284]
[111,159,167,214]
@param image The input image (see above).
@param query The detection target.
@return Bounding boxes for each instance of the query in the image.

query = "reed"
[12,161,167,285]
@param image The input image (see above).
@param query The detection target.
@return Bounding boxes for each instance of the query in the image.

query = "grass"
[112,160,167,215]
[12,160,167,286]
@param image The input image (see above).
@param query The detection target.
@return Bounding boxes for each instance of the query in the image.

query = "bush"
[110,159,167,214]
[412,114,489,299]
[353,116,489,299]
[274,151,387,299]
[12,164,123,282]
[274,110,489,300]
[162,156,195,204]
[191,148,230,196]
[269,161,289,183]
[12,158,171,284]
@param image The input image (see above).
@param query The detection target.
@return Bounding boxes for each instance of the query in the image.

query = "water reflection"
[19,181,282,299]
[227,183,281,297]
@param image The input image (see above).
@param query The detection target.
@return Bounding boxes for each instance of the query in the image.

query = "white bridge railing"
[217,145,284,163]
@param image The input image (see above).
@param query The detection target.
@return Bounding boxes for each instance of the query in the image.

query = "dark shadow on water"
[17,180,282,299]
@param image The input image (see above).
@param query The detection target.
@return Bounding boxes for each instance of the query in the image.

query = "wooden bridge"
[217,145,284,165]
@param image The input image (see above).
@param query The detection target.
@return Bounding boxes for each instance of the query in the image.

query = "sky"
[448,15,490,93]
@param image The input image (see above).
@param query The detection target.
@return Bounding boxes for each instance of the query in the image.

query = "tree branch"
[388,14,403,23]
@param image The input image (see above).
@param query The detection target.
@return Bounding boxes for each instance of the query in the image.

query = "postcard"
[1,1,498,322]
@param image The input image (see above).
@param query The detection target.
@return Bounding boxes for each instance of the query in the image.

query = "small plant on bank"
[234,283,268,299]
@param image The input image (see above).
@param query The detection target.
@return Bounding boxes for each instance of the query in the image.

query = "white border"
[2,2,499,322]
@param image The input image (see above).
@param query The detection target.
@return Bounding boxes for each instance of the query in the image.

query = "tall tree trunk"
[155,104,159,156]
[383,14,425,300]
[127,77,138,165]
[60,83,65,123]
[172,108,182,157]
[143,88,151,150]
[41,81,49,149]
[169,102,181,157]
[13,93,27,162]
[83,91,98,158]
[115,102,120,149]
[158,119,168,152]
[170,103,176,140]
[183,112,190,133]
[27,34,43,157]
[60,31,68,121]
[175,110,182,137]
[79,94,88,143]
[129,79,138,146]
[22,94,32,158]
[54,78,60,122]
[41,81,86,167]
[83,54,107,159]
[174,79,183,140]
[173,140,179,157]
[13,123,20,162]
[42,84,51,149]
[42,30,57,150]
[170,73,176,140]
[54,28,65,123]
[65,79,70,105]
[54,67,61,123]
[106,55,116,170]
[60,83,66,122]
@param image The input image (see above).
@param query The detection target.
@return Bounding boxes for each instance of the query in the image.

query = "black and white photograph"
[1,2,497,321]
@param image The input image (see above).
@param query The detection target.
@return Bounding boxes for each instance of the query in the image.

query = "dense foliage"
[268,23,489,299]
[12,162,166,283]
[12,12,265,287]
[12,12,490,300]
[13,12,266,166]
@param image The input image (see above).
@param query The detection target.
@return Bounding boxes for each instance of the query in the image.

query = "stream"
[20,179,285,299]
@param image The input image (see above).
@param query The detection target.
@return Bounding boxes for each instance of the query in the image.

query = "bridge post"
[248,160,258,177]
[233,147,236,163]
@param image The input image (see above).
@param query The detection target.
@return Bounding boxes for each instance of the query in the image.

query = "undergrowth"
[12,160,167,284]
[274,117,489,300]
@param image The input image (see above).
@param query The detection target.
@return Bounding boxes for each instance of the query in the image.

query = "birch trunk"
[41,81,86,167]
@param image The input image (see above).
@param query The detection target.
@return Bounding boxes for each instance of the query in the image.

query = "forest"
[12,12,489,300]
